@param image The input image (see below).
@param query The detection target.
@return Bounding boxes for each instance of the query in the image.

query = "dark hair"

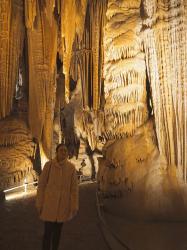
[56,143,67,152]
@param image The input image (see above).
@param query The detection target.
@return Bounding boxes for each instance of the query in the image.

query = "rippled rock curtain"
[26,0,57,158]
[103,0,148,139]
[71,0,107,149]
[0,0,25,118]
[142,0,187,180]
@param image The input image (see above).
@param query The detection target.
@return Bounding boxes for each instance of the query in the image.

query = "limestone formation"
[104,0,148,140]
[142,0,187,180]
[0,117,36,190]
[0,0,25,119]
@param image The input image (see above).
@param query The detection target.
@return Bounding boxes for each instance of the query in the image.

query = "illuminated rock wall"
[97,1,187,220]
[103,0,149,139]
[0,0,24,118]
[0,1,89,189]
[0,117,36,190]
[26,1,58,158]
[142,0,187,180]
[99,0,152,193]
[99,0,187,188]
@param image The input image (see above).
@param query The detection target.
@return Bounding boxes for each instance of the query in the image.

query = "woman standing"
[36,144,79,250]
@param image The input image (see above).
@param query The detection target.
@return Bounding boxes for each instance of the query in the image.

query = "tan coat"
[36,158,79,222]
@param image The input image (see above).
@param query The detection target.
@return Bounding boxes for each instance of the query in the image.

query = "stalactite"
[75,0,88,39]
[91,1,99,110]
[44,0,56,26]
[0,0,11,118]
[90,0,107,110]
[60,0,88,103]
[0,0,25,119]
[73,0,107,111]
[24,0,37,29]
[9,0,25,115]
[60,0,75,101]
[27,1,57,158]
[64,0,107,150]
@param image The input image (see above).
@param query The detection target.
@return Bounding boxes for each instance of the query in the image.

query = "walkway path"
[0,183,109,250]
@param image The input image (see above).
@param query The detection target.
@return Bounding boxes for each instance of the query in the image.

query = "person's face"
[56,146,68,161]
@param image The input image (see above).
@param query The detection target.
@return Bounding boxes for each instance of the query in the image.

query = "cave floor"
[0,183,109,250]
[102,198,187,250]
[2,183,187,250]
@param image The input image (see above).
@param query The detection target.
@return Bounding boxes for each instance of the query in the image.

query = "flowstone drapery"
[0,117,36,190]
[27,1,57,158]
[142,0,187,181]
[0,0,25,119]
[103,0,148,139]
[60,0,88,101]
[98,0,151,193]
[98,118,187,219]
[96,0,187,218]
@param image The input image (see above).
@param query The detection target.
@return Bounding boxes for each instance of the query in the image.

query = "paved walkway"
[0,183,109,250]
